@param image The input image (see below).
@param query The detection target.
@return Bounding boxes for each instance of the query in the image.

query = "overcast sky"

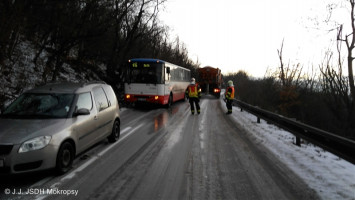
[159,0,348,77]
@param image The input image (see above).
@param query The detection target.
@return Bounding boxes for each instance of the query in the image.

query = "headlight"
[18,136,52,153]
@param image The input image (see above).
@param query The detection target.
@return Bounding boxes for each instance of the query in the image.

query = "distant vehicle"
[124,58,191,107]
[0,82,120,174]
[197,66,222,98]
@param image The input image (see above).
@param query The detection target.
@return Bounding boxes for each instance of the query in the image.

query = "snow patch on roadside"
[224,100,355,200]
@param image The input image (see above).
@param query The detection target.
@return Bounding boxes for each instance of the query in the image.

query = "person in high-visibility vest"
[185,78,201,115]
[225,80,235,114]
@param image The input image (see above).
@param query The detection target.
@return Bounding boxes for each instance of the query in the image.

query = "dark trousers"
[226,99,233,113]
[189,97,200,114]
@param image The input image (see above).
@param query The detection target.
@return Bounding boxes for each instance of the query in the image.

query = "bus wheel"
[167,94,173,108]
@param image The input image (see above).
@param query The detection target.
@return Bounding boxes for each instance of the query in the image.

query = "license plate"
[137,98,146,101]
[0,160,4,167]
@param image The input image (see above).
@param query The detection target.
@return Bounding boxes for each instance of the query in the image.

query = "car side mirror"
[74,108,90,116]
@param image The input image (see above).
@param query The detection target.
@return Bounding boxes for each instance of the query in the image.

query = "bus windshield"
[129,62,164,84]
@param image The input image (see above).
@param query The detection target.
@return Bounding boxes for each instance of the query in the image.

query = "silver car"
[0,82,120,174]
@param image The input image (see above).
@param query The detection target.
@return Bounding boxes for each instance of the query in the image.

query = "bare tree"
[277,39,303,88]
[337,0,355,101]
[276,40,303,116]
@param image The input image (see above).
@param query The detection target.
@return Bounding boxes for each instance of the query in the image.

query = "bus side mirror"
[166,67,170,74]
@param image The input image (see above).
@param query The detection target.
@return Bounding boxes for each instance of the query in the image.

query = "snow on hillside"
[224,99,355,200]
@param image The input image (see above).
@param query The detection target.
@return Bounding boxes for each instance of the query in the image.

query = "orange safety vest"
[226,86,235,100]
[188,84,199,98]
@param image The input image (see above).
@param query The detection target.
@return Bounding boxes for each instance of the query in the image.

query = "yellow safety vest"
[226,86,235,100]
[188,85,198,98]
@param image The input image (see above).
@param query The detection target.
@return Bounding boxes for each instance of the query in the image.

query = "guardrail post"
[295,136,301,146]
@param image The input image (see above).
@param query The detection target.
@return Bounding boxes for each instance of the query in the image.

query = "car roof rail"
[37,81,107,88]
[40,81,77,86]
[81,81,107,87]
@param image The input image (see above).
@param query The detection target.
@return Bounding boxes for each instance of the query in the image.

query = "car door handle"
[94,116,99,120]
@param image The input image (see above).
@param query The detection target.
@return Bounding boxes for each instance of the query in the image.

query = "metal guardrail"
[234,99,355,165]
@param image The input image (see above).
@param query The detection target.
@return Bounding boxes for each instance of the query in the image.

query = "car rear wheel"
[56,141,74,174]
[108,119,120,143]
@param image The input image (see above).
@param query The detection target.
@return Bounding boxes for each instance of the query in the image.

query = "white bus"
[124,58,191,106]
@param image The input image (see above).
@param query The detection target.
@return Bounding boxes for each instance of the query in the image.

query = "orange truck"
[197,66,222,98]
